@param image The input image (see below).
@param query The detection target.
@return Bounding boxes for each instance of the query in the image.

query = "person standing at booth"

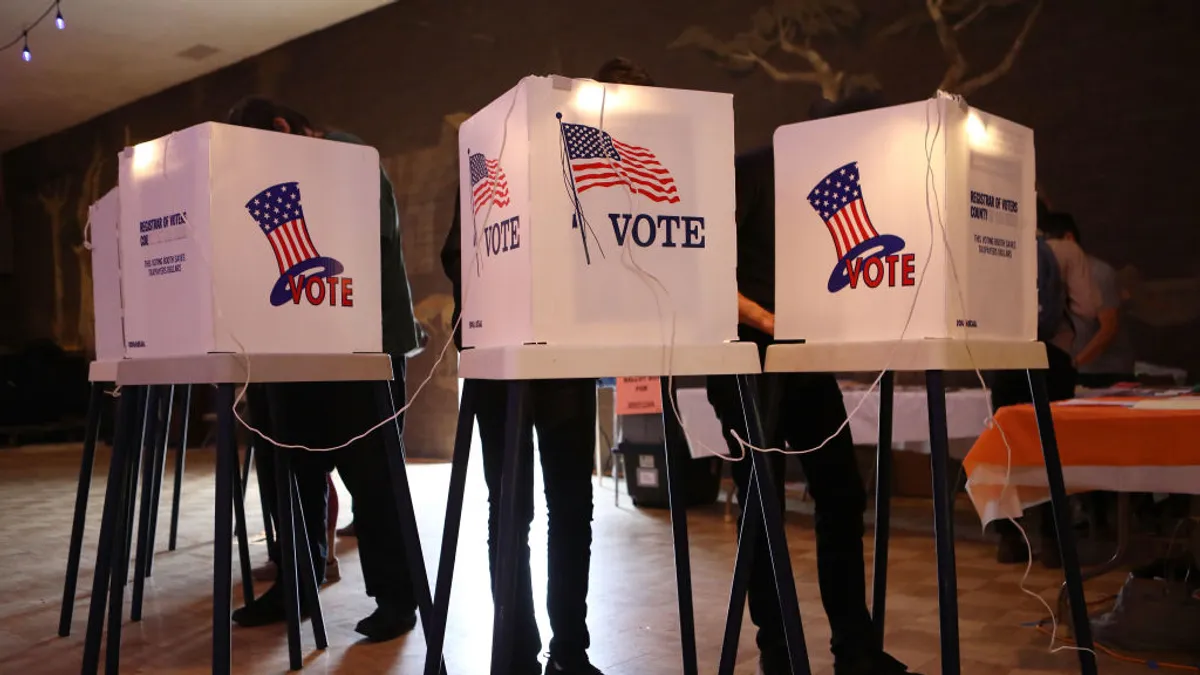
[439,57,653,675]
[225,96,424,642]
[705,90,920,675]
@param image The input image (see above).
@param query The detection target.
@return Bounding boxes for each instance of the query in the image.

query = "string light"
[0,0,68,62]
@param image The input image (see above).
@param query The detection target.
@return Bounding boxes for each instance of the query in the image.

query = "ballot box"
[118,122,382,358]
[773,94,1037,344]
[89,188,125,362]
[457,75,738,349]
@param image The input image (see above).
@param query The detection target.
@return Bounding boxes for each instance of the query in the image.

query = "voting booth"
[773,95,1037,344]
[90,188,125,362]
[117,122,382,358]
[457,75,738,349]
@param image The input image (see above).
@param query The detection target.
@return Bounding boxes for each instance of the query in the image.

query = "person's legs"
[532,378,597,669]
[781,374,876,662]
[706,374,790,655]
[325,474,340,581]
[475,379,542,672]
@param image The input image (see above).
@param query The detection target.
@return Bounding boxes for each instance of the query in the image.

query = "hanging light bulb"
[21,32,30,62]
[55,2,65,30]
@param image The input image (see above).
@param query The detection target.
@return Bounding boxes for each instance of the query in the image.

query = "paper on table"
[1132,398,1200,411]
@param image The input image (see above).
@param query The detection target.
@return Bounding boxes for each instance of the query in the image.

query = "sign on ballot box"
[90,188,125,362]
[457,76,738,349]
[773,95,1037,343]
[118,122,382,358]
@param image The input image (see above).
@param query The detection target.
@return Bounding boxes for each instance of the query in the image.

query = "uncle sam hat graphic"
[245,181,345,306]
[807,161,906,293]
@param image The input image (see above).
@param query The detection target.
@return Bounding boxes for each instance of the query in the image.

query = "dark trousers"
[253,362,415,610]
[989,342,1079,543]
[473,378,596,668]
[707,371,873,659]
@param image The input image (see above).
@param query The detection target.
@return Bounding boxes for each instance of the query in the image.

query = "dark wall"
[3,0,1198,455]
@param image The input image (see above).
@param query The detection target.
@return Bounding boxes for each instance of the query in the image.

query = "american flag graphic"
[469,152,510,215]
[561,122,680,204]
[244,182,321,275]
[807,162,880,259]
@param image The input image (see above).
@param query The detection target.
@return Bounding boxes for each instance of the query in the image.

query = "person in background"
[438,56,653,675]
[705,88,920,675]
[991,208,1102,565]
[1066,226,1136,387]
[225,96,424,642]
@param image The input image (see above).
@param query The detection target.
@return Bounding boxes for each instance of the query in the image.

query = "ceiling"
[0,0,392,152]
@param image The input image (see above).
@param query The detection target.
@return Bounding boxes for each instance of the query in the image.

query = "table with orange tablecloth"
[964,398,1200,526]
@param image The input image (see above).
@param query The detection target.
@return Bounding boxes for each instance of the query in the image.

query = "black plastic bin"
[616,439,721,509]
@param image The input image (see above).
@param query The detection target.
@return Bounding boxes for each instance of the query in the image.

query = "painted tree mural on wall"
[35,137,114,354]
[671,0,1044,101]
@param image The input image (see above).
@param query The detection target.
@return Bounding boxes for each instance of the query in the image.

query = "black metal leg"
[373,380,447,673]
[658,378,699,675]
[146,386,175,579]
[169,384,192,552]
[424,380,478,675]
[122,388,155,582]
[290,472,328,651]
[274,447,304,671]
[739,374,811,675]
[717,457,760,675]
[81,386,141,675]
[231,434,256,607]
[132,387,166,621]
[924,371,960,675]
[490,380,531,675]
[1027,370,1098,675]
[213,384,236,675]
[106,387,151,674]
[241,442,255,499]
[872,371,895,648]
[60,381,105,637]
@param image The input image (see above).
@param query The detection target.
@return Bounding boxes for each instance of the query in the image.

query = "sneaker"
[354,602,417,643]
[336,521,357,538]
[545,656,603,675]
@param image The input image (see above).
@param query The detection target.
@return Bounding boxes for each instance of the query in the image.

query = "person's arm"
[1075,307,1117,366]
[1075,263,1120,366]
[738,293,774,337]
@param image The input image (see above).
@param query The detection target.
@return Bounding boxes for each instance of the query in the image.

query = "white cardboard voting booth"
[773,95,1036,344]
[457,76,738,349]
[90,188,125,362]
[118,122,382,358]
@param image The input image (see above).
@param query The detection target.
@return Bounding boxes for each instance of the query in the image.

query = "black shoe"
[757,649,791,675]
[354,603,417,643]
[834,650,920,675]
[231,584,309,628]
[545,655,604,675]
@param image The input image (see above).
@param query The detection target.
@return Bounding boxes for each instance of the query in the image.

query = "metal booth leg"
[1027,370,1099,675]
[658,377,699,675]
[80,385,142,675]
[872,371,895,648]
[373,379,448,674]
[924,371,961,674]
[212,384,236,675]
[423,380,478,675]
[60,381,106,637]
[168,384,193,551]
[489,381,531,675]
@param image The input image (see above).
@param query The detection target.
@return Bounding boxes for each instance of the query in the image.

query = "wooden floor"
[0,442,1146,674]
